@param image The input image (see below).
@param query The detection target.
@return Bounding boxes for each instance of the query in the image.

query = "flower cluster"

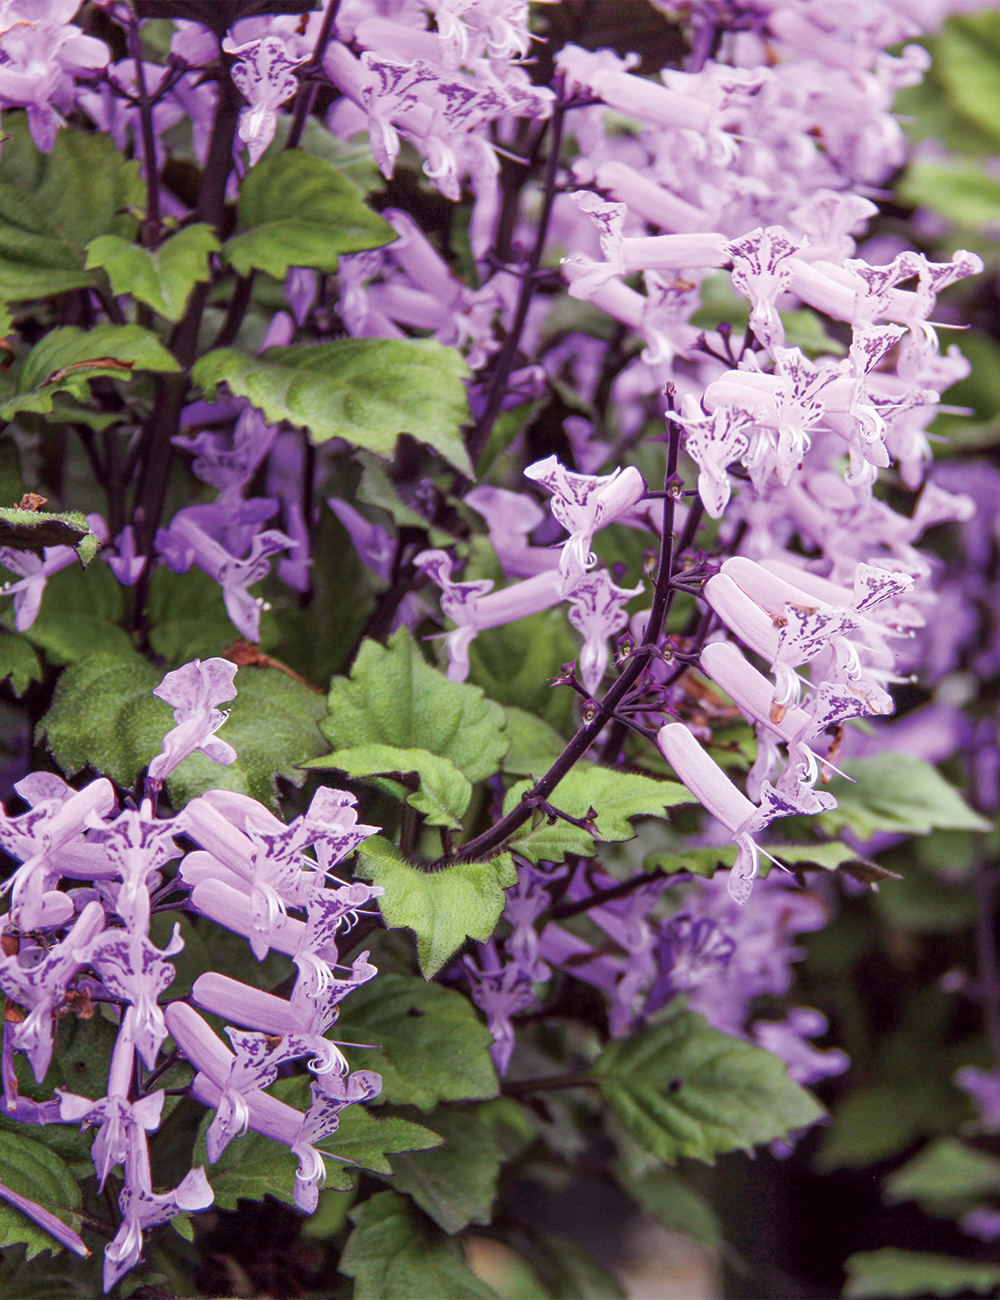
[0,660,381,1289]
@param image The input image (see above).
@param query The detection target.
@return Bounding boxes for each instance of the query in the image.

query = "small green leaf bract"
[193,339,472,475]
[85,224,220,322]
[340,1191,500,1300]
[333,972,498,1111]
[357,837,516,978]
[0,1131,83,1260]
[588,1004,824,1163]
[843,1248,1000,1298]
[0,323,180,421]
[383,1105,505,1235]
[884,1137,1000,1216]
[303,743,472,829]
[224,150,395,279]
[321,628,508,785]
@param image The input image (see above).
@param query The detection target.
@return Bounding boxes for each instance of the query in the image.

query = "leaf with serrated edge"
[224,150,395,279]
[820,754,991,840]
[303,743,472,829]
[193,340,472,474]
[333,973,498,1110]
[341,1191,500,1300]
[589,1004,823,1163]
[321,629,507,784]
[358,838,516,977]
[844,1249,1000,1299]
[85,224,219,322]
[318,1104,441,1174]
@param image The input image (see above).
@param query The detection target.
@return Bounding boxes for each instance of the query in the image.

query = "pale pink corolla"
[224,35,302,166]
[567,568,643,696]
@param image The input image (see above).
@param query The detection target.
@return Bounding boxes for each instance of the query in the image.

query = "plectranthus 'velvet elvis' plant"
[0,0,993,1296]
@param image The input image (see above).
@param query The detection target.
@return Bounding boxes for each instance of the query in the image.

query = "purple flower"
[147,658,239,787]
[224,34,302,165]
[0,545,79,631]
[566,568,643,696]
[647,913,737,1013]
[752,1008,849,1085]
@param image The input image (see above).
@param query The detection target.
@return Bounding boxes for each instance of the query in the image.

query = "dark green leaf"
[0,1131,83,1260]
[0,632,40,696]
[304,743,472,829]
[0,508,99,565]
[333,972,498,1111]
[146,564,242,666]
[643,847,737,879]
[3,560,131,664]
[193,339,472,473]
[383,1106,505,1234]
[885,1138,1000,1217]
[0,324,181,420]
[224,150,395,279]
[467,608,579,735]
[85,224,219,321]
[318,1104,441,1175]
[935,13,1000,148]
[192,1119,300,1210]
[899,159,1000,231]
[589,1005,824,1163]
[531,1235,627,1300]
[816,1079,967,1171]
[341,1191,500,1300]
[625,1169,723,1248]
[169,666,327,809]
[501,707,567,776]
[843,1249,1000,1299]
[819,754,991,839]
[0,114,142,300]
[322,629,508,784]
[357,838,516,977]
[38,651,166,786]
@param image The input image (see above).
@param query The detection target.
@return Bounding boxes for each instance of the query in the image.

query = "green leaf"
[501,707,567,776]
[193,339,472,474]
[169,666,327,810]
[0,113,142,300]
[3,560,132,664]
[193,1119,299,1211]
[357,837,516,977]
[530,1235,627,1300]
[899,159,1000,231]
[625,1169,723,1249]
[819,754,991,839]
[38,651,165,786]
[935,13,1000,149]
[382,1106,505,1235]
[0,323,181,420]
[322,629,508,784]
[318,1104,442,1175]
[0,507,100,566]
[467,608,580,735]
[333,972,498,1111]
[341,1191,500,1300]
[643,846,737,879]
[303,743,472,829]
[223,150,395,279]
[0,1131,83,1260]
[85,224,220,321]
[884,1138,1000,1216]
[816,1079,967,1172]
[0,632,40,696]
[843,1249,1000,1299]
[588,1005,824,1163]
[503,763,689,862]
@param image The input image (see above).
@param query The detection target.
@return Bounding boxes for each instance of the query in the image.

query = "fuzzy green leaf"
[341,1191,500,1300]
[37,651,166,786]
[357,838,516,977]
[85,224,219,321]
[501,707,567,776]
[322,629,508,784]
[0,633,40,697]
[333,973,498,1111]
[193,339,472,473]
[382,1106,505,1235]
[0,507,100,566]
[589,1005,824,1163]
[224,150,395,279]
[193,1120,300,1211]
[318,1104,442,1175]
[0,114,142,300]
[843,1249,1000,1298]
[820,754,991,840]
[0,324,180,420]
[643,847,738,879]
[304,743,472,829]
[0,1131,83,1260]
[169,666,327,810]
[503,763,689,862]
[935,12,1000,149]
[899,160,1000,231]
[625,1168,723,1248]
